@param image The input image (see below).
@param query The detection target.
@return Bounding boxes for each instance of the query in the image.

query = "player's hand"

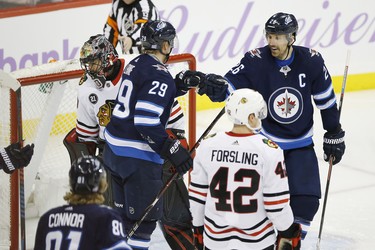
[276,223,301,250]
[175,70,206,95]
[0,142,34,174]
[323,127,345,165]
[198,73,228,102]
[193,226,204,250]
[118,35,133,54]
[161,138,192,175]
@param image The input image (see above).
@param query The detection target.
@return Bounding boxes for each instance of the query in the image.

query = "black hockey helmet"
[265,12,298,36]
[69,155,106,195]
[140,20,176,50]
[80,34,118,88]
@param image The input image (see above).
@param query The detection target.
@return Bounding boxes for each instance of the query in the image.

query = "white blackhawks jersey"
[76,69,123,142]
[189,131,294,250]
[76,59,185,143]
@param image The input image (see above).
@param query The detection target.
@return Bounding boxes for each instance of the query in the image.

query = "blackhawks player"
[64,34,195,249]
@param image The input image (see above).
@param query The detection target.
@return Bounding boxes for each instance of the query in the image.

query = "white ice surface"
[27,90,375,249]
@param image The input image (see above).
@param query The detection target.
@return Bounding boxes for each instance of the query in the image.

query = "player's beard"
[270,45,290,60]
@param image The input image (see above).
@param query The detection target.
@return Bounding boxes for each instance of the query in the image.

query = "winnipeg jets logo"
[249,49,262,58]
[309,49,320,57]
[279,65,291,76]
[153,64,169,73]
[268,87,303,124]
[285,15,293,25]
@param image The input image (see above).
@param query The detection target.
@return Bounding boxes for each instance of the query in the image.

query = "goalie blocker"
[160,128,195,250]
[63,128,113,207]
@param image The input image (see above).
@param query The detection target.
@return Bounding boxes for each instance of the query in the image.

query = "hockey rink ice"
[26,89,375,249]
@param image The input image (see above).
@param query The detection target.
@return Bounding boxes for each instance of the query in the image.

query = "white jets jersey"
[189,131,293,250]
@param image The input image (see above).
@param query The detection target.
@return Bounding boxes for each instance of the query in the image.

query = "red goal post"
[0,53,196,250]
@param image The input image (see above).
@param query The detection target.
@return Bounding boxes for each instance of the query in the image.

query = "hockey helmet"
[225,89,267,132]
[265,12,298,36]
[69,155,107,195]
[140,20,177,51]
[80,34,118,88]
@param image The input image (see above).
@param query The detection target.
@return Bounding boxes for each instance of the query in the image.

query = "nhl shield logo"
[268,87,303,124]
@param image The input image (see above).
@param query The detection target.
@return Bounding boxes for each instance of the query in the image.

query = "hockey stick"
[316,50,350,250]
[127,107,226,240]
[16,87,26,250]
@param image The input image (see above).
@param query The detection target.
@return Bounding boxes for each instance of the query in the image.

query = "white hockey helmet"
[225,88,267,132]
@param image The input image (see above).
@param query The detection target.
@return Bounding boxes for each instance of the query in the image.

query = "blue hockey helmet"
[140,20,177,50]
[69,155,107,195]
[265,12,298,36]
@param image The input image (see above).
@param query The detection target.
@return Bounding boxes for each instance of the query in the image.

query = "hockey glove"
[161,138,192,175]
[175,70,206,95]
[193,226,204,250]
[0,142,34,174]
[276,223,301,250]
[198,74,228,102]
[323,127,345,165]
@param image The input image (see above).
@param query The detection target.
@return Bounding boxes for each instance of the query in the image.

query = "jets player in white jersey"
[34,155,132,250]
[189,89,301,250]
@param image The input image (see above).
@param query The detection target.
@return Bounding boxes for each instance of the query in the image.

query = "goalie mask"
[69,155,107,195]
[225,89,267,133]
[80,34,118,89]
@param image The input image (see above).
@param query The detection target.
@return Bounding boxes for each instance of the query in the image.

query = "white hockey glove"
[118,35,133,54]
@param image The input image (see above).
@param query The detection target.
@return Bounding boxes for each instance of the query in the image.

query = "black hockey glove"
[193,226,204,250]
[198,73,228,102]
[323,127,345,165]
[161,138,192,175]
[0,142,34,174]
[175,70,206,95]
[276,223,301,250]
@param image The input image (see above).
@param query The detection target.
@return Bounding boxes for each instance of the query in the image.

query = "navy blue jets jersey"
[225,45,340,149]
[34,204,131,250]
[104,54,176,164]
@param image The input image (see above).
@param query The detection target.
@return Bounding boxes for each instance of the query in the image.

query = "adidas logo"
[232,140,239,145]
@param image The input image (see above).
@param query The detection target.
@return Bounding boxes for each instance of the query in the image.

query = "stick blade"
[0,70,21,91]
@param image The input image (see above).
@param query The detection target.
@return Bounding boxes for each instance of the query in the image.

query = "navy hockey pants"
[284,144,321,222]
[103,144,163,238]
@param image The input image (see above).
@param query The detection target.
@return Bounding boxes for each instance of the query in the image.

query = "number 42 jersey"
[189,131,294,250]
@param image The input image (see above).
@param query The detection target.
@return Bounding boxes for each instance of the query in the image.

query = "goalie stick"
[127,107,226,241]
[316,50,350,250]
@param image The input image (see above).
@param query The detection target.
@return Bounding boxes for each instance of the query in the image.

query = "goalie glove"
[193,226,204,250]
[0,142,34,174]
[198,73,229,102]
[160,138,192,175]
[323,126,345,165]
[276,223,301,250]
[118,35,133,54]
[175,70,206,96]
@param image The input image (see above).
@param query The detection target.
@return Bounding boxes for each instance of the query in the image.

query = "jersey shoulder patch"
[262,138,279,149]
[79,73,88,85]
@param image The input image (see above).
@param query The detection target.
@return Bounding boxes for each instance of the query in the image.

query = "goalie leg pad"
[63,128,97,164]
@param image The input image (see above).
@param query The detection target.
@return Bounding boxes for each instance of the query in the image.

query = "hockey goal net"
[0,53,196,250]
